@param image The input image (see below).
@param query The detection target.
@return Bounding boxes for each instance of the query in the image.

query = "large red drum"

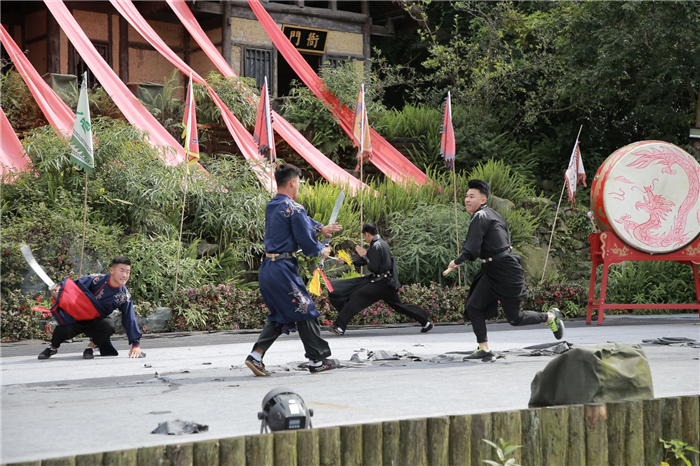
[591,141,700,254]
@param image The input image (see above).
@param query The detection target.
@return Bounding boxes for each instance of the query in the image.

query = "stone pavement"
[1,315,699,464]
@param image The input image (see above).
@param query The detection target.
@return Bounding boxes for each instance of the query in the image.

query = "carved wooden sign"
[281,25,328,54]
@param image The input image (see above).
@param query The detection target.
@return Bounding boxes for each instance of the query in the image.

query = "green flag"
[70,72,94,173]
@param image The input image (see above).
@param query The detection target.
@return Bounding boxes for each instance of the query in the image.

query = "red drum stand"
[586,231,700,324]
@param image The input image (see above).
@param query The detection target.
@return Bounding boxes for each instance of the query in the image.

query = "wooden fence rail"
[6,395,698,466]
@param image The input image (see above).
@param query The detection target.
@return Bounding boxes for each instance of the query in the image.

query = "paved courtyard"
[1,315,699,464]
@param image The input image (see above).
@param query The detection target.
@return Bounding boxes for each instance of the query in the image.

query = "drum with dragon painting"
[591,140,700,254]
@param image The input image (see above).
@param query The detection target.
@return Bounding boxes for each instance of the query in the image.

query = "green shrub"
[280,61,386,166]
[523,280,588,317]
[378,104,443,170]
[388,203,477,286]
[469,159,538,205]
[603,262,697,314]
[0,289,51,342]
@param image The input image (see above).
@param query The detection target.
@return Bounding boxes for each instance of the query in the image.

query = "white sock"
[423,321,432,328]
[249,351,263,362]
[308,359,322,367]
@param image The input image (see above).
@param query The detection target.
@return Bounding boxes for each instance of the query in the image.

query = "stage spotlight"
[258,387,314,433]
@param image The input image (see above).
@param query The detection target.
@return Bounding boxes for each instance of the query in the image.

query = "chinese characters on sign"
[282,25,328,54]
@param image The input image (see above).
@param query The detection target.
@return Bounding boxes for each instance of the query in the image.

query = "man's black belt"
[265,252,296,262]
[370,272,392,283]
[480,247,512,264]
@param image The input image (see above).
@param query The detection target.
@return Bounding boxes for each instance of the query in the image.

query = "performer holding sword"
[245,164,343,376]
[20,247,144,360]
[444,179,565,360]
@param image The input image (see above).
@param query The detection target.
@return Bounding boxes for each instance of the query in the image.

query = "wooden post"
[136,445,165,466]
[194,440,219,466]
[222,0,232,66]
[246,434,273,466]
[427,416,450,466]
[607,402,628,465]
[585,404,608,466]
[520,408,542,466]
[566,405,585,466]
[382,421,401,466]
[492,411,522,464]
[297,429,320,466]
[540,407,568,465]
[75,453,103,466]
[219,437,246,466]
[470,413,492,466]
[662,397,683,444]
[119,15,129,83]
[448,415,471,466]
[47,12,60,74]
[340,425,362,466]
[626,400,645,466]
[274,431,298,466]
[361,0,370,72]
[103,449,138,466]
[681,395,700,466]
[41,458,76,466]
[400,419,428,466]
[643,398,664,466]
[318,426,341,466]
[165,443,194,466]
[362,423,383,466]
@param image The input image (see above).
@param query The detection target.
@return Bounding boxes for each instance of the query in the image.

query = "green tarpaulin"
[529,342,654,408]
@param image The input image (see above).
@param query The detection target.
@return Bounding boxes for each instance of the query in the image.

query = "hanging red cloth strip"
[110,0,279,190]
[0,108,30,180]
[246,0,429,187]
[166,0,365,194]
[44,1,194,167]
[0,24,74,136]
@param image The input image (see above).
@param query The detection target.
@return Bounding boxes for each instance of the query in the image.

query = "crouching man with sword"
[22,246,143,360]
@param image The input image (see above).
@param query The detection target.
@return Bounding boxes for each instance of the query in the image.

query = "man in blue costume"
[38,256,143,359]
[446,179,564,360]
[245,164,342,376]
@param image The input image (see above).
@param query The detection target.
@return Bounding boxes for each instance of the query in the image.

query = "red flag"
[353,84,372,168]
[181,73,200,164]
[564,138,586,205]
[440,92,456,171]
[253,76,276,162]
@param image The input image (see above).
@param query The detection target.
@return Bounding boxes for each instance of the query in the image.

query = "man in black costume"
[326,221,433,336]
[446,179,564,360]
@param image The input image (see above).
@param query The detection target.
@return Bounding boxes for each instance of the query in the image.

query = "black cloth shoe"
[547,308,565,340]
[83,348,95,359]
[38,347,57,359]
[326,325,344,336]
[309,358,340,374]
[245,355,270,376]
[421,322,434,333]
[463,348,494,360]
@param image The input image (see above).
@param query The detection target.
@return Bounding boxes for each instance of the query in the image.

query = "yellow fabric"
[308,269,321,296]
[337,250,352,265]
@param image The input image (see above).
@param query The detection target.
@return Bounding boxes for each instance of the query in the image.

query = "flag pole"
[541,125,583,284]
[359,84,365,246]
[452,169,461,287]
[174,162,188,290]
[79,171,88,275]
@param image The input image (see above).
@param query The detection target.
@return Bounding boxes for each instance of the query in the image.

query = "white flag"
[564,139,586,204]
[70,72,94,173]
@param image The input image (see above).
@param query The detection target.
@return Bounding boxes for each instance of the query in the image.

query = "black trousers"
[51,317,115,349]
[465,274,547,343]
[252,319,331,362]
[334,280,429,331]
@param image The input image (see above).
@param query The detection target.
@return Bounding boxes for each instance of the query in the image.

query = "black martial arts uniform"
[455,204,547,343]
[329,235,430,331]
